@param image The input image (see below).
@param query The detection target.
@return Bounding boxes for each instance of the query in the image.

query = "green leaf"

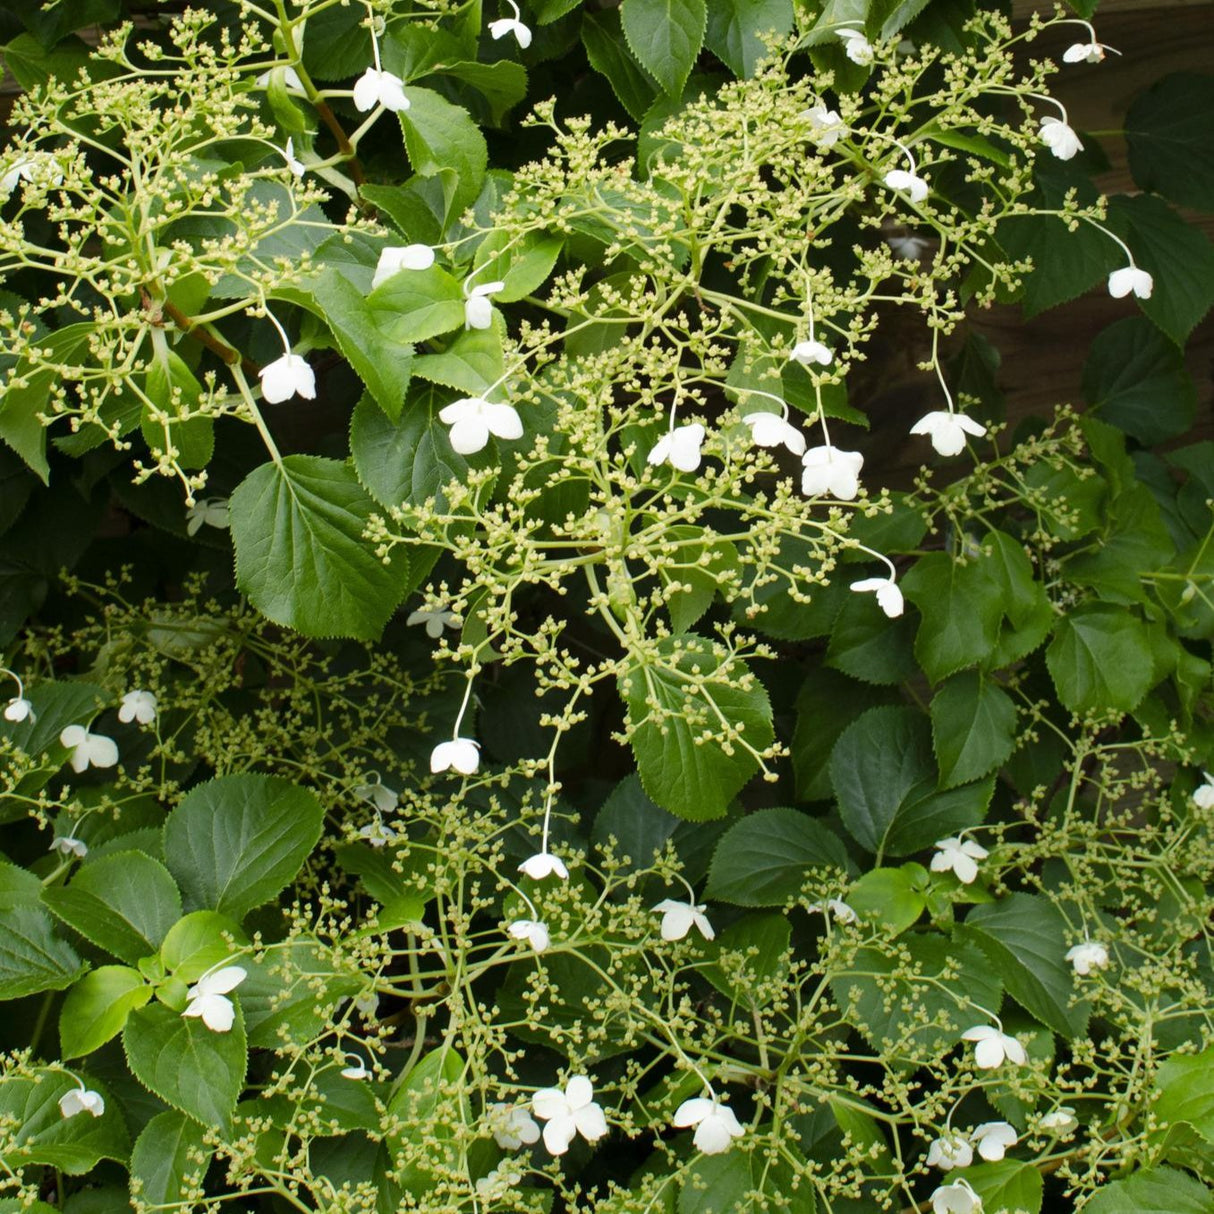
[1126,72,1214,214]
[901,552,1005,681]
[1154,1045,1214,1142]
[998,209,1109,318]
[60,965,151,1058]
[163,774,324,921]
[582,9,659,122]
[129,1110,210,1208]
[123,1002,247,1131]
[620,636,773,820]
[159,910,249,982]
[656,527,741,634]
[0,679,105,761]
[472,230,564,304]
[1045,605,1155,715]
[43,851,182,965]
[366,262,466,346]
[413,324,505,395]
[1086,1168,1214,1214]
[0,904,86,1000]
[705,807,850,904]
[0,1069,128,1173]
[931,673,1018,788]
[825,589,919,684]
[704,0,793,77]
[678,1150,754,1214]
[620,0,707,95]
[962,892,1089,1037]
[957,1159,1044,1214]
[439,60,528,126]
[847,866,927,935]
[399,88,488,220]
[230,455,414,640]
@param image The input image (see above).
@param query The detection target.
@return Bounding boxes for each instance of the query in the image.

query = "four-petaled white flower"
[341,1058,369,1080]
[883,168,929,203]
[1039,1106,1078,1133]
[259,353,316,404]
[353,67,409,113]
[1108,266,1153,300]
[51,835,88,858]
[742,412,806,457]
[1039,117,1083,161]
[803,105,848,147]
[801,445,864,501]
[59,1085,105,1119]
[532,1075,609,1155]
[183,965,247,1033]
[282,137,305,178]
[970,1121,1018,1162]
[118,690,157,726]
[837,27,874,65]
[186,497,230,535]
[407,605,459,638]
[808,897,858,924]
[59,725,119,774]
[850,576,904,619]
[931,836,988,884]
[926,1131,973,1171]
[353,775,399,815]
[489,17,532,49]
[487,1102,541,1150]
[357,819,400,848]
[1064,40,1115,64]
[465,280,505,330]
[4,696,33,723]
[508,918,550,952]
[960,1024,1027,1069]
[910,410,987,457]
[647,423,706,474]
[653,898,715,942]
[1193,772,1214,809]
[672,1096,746,1155]
[931,1178,983,1214]
[372,244,436,289]
[430,737,480,775]
[439,396,523,455]
[1066,940,1109,976]
[519,852,569,881]
[790,338,833,367]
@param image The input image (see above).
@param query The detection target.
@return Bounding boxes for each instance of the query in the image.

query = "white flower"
[801,445,864,500]
[519,852,569,881]
[789,339,833,367]
[931,1178,983,1214]
[1039,117,1083,161]
[182,965,247,1033]
[850,576,904,619]
[970,1121,1018,1162]
[508,918,550,952]
[465,280,505,330]
[647,423,706,474]
[407,604,459,638]
[282,137,305,178]
[430,737,480,775]
[357,819,400,848]
[186,497,230,535]
[59,1086,105,1119]
[653,898,714,942]
[1039,1106,1078,1133]
[925,1132,973,1171]
[476,1162,524,1199]
[255,65,306,93]
[837,27,874,65]
[1063,40,1114,64]
[1108,265,1153,300]
[531,1075,609,1155]
[259,353,316,404]
[1,153,62,199]
[887,233,931,260]
[807,897,858,924]
[960,1024,1027,1069]
[438,396,523,455]
[372,244,436,289]
[883,168,929,203]
[341,1059,369,1080]
[353,776,399,815]
[118,690,157,726]
[1193,772,1214,809]
[352,67,409,113]
[489,17,532,48]
[910,410,987,457]
[742,412,806,456]
[4,696,33,723]
[1066,940,1110,976]
[931,836,989,884]
[59,725,119,774]
[354,991,379,1017]
[51,835,88,858]
[803,105,848,147]
[672,1097,746,1155]
[487,1103,541,1150]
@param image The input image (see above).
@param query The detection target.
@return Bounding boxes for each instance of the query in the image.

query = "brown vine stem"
[314,100,367,186]
[161,300,260,377]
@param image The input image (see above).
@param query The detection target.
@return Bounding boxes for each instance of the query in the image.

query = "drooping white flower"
[1038,1106,1078,1133]
[430,737,480,775]
[887,233,931,260]
[51,835,88,858]
[372,244,436,289]
[489,16,532,48]
[186,497,230,535]
[1107,266,1153,300]
[438,396,523,455]
[118,690,157,726]
[960,1024,1027,1069]
[352,67,409,113]
[282,137,305,178]
[807,897,858,924]
[653,898,714,942]
[970,1121,1018,1162]
[742,411,806,456]
[647,423,706,474]
[926,1131,973,1171]
[341,1058,369,1080]
[931,836,989,884]
[59,725,119,774]
[357,819,400,848]
[883,168,929,203]
[532,1076,609,1155]
[353,775,399,815]
[803,105,848,148]
[789,339,833,367]
[1039,117,1083,161]
[1063,40,1115,64]
[407,604,459,638]
[259,353,316,404]
[519,852,569,881]
[255,65,306,93]
[801,445,864,501]
[508,918,550,952]
[487,1102,541,1150]
[1066,940,1109,976]
[672,1097,746,1155]
[3,696,33,723]
[182,965,247,1033]
[837,27,874,65]
[465,280,505,330]
[910,410,987,457]
[1193,772,1214,809]
[931,1178,983,1214]
[59,1085,105,1119]
[353,991,379,1017]
[850,576,904,619]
